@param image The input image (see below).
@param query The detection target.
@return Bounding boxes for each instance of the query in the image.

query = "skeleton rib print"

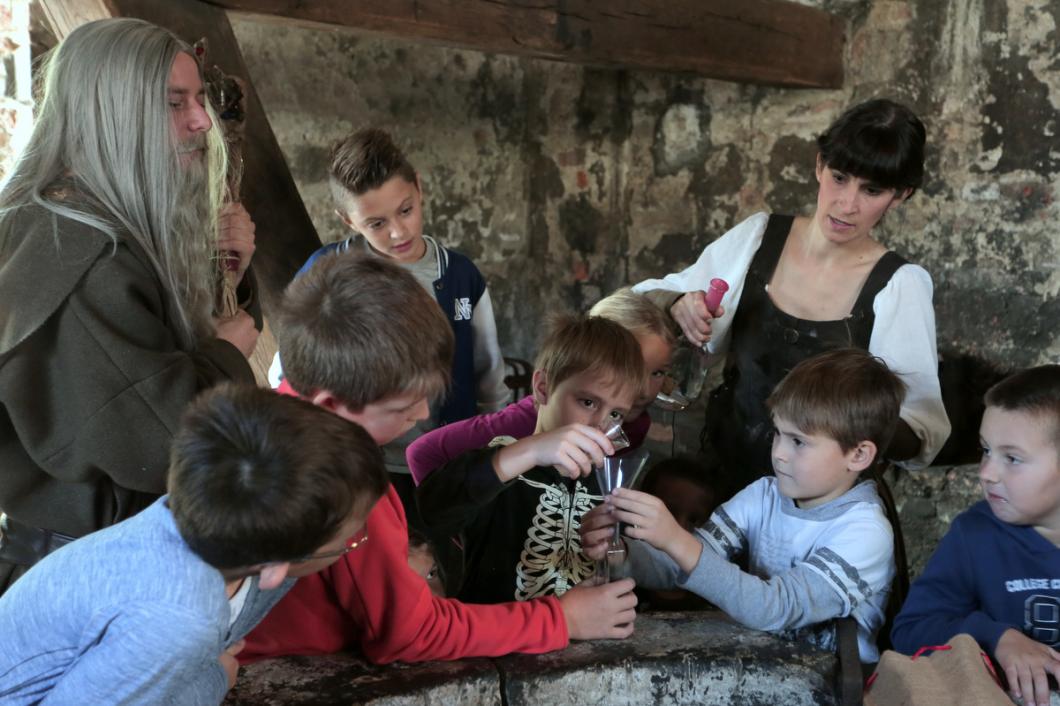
[513,476,601,600]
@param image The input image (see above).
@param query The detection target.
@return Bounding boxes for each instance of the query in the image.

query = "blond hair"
[589,287,677,346]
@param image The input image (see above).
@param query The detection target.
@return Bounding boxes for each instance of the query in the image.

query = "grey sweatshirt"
[626,478,895,662]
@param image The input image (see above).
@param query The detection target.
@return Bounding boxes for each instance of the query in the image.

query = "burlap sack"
[864,633,1010,706]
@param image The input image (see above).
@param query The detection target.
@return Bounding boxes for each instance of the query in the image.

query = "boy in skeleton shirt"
[417,316,644,604]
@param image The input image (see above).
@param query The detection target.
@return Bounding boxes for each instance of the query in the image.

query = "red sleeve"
[407,396,538,485]
[242,485,569,664]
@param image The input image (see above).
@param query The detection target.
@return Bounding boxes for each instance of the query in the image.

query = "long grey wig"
[0,18,228,350]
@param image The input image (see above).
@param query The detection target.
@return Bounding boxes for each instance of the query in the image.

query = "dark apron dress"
[702,214,907,499]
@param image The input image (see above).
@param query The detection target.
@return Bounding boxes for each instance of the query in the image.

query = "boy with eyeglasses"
[0,386,388,705]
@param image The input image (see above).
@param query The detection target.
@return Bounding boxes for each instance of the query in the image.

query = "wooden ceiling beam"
[203,0,844,88]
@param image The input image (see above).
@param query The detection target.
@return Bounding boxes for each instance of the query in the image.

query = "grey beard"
[167,154,217,342]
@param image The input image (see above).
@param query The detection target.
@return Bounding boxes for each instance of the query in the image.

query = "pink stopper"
[704,278,729,316]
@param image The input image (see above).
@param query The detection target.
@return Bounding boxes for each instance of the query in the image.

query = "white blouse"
[633,212,951,469]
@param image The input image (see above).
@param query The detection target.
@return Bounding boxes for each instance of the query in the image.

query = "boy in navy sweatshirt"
[892,365,1060,706]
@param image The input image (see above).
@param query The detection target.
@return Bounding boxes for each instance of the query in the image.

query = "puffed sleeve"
[869,264,950,468]
[632,212,769,357]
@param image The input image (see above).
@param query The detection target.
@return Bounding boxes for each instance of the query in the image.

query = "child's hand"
[670,292,723,346]
[608,488,703,574]
[995,628,1060,706]
[558,577,638,640]
[220,639,245,691]
[494,424,613,482]
[579,503,620,561]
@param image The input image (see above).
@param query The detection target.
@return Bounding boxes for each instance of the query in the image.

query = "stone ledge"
[227,612,839,705]
[500,612,837,706]
[226,653,500,705]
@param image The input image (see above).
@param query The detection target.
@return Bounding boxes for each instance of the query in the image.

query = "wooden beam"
[37,0,116,38]
[203,0,843,88]
[38,0,320,313]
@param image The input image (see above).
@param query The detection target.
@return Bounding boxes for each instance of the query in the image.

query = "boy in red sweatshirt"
[242,253,637,664]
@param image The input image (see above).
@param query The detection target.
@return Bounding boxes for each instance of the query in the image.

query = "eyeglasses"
[294,529,368,563]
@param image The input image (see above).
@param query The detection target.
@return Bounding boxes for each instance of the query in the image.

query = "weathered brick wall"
[2,2,1049,580]
[889,464,983,579]
[232,0,1060,372]
[228,2,1055,566]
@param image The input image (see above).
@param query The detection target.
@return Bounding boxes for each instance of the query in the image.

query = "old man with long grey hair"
[0,17,260,593]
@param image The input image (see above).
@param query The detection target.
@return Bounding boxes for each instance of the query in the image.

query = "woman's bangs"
[824,130,908,190]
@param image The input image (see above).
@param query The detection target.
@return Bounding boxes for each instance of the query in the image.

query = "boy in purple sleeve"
[892,365,1060,706]
[407,288,672,485]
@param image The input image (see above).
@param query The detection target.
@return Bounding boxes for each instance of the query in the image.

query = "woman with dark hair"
[635,98,950,498]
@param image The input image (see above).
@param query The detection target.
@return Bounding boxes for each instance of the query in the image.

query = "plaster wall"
[232,0,1060,371]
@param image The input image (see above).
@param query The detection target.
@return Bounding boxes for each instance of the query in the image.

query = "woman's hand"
[217,203,256,285]
[670,291,724,346]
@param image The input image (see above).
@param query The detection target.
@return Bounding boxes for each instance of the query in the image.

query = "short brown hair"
[168,384,388,569]
[985,365,1060,447]
[767,348,906,453]
[589,287,677,347]
[276,252,453,410]
[329,128,417,211]
[535,315,645,402]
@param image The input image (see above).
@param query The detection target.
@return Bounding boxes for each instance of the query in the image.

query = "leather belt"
[0,513,77,567]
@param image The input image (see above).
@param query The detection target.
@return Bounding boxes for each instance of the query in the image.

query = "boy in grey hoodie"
[582,348,904,663]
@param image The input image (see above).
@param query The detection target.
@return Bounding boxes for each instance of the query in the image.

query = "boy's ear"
[258,563,290,591]
[531,369,550,406]
[310,390,365,426]
[847,440,878,473]
[311,389,341,412]
[334,208,355,228]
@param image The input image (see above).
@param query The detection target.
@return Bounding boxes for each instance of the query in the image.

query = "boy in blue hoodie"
[892,365,1060,706]
[269,128,508,529]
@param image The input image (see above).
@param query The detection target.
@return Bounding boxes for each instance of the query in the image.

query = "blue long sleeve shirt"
[0,498,293,705]
[892,500,1060,656]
